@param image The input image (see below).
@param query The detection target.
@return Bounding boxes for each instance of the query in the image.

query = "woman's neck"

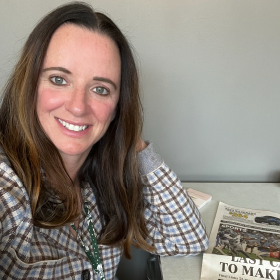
[60,153,87,181]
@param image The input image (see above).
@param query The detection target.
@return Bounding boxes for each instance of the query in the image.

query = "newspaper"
[201,202,280,280]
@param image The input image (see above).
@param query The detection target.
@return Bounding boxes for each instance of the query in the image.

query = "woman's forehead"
[42,24,121,85]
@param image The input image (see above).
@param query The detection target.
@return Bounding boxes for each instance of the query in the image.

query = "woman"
[0,2,208,280]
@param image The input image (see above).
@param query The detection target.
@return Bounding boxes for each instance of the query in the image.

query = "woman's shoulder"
[0,146,26,188]
[0,146,31,240]
[0,146,12,168]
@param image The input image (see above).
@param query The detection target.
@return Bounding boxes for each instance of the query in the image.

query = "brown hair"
[0,2,153,257]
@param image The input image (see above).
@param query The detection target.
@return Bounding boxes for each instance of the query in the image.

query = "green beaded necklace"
[71,202,105,280]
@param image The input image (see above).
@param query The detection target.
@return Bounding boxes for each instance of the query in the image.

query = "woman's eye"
[93,87,109,95]
[50,76,67,85]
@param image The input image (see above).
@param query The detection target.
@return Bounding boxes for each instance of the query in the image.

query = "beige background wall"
[1,0,280,182]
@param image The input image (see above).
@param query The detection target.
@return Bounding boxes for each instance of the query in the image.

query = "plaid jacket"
[0,143,208,280]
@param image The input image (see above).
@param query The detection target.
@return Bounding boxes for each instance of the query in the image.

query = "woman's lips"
[57,118,89,132]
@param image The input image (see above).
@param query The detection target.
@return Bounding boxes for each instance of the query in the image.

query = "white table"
[160,182,280,280]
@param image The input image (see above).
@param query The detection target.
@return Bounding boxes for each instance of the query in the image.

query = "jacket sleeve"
[137,142,209,256]
[0,158,29,250]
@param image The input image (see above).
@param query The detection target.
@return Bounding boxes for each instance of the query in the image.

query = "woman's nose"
[65,88,88,116]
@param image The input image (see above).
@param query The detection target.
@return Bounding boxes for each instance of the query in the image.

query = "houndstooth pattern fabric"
[0,144,208,279]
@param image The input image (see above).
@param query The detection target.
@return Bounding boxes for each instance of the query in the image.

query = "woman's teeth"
[58,119,88,131]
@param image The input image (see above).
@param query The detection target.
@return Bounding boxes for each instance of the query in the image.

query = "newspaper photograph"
[201,202,280,280]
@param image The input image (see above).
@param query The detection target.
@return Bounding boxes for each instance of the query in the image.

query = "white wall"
[1,0,280,182]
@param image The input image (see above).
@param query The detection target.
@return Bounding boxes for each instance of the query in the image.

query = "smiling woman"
[0,2,208,280]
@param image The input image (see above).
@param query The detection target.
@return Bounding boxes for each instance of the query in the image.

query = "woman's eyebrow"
[93,77,117,90]
[42,67,71,74]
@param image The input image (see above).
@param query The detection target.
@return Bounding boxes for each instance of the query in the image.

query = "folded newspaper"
[201,202,280,280]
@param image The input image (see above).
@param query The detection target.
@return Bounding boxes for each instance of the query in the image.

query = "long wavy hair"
[0,2,153,257]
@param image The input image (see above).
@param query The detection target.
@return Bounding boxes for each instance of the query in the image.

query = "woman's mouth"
[58,118,89,132]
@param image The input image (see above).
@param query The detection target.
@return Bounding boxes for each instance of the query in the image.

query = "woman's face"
[37,24,121,163]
